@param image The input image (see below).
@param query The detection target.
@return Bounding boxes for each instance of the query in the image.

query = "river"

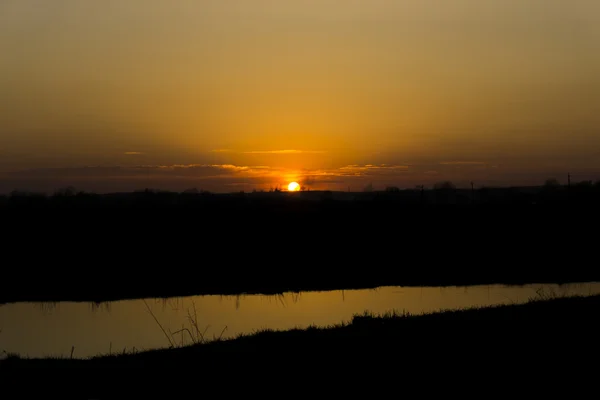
[1,283,598,359]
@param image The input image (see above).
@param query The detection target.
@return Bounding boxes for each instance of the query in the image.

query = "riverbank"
[2,277,599,305]
[4,294,598,365]
[3,294,597,396]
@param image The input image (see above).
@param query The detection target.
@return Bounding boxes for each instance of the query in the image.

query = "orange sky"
[1,1,599,193]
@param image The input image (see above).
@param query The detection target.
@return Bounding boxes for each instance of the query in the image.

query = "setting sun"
[288,182,300,192]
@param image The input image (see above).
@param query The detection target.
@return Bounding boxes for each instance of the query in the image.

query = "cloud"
[243,150,326,154]
[2,163,413,193]
[210,149,326,155]
[439,161,485,166]
[130,164,280,177]
[3,164,284,193]
[8,164,271,179]
[336,164,409,176]
[124,152,143,155]
[292,164,411,189]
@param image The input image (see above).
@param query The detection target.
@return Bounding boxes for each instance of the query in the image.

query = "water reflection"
[1,283,598,359]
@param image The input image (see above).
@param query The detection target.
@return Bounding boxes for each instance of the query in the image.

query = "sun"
[288,182,300,192]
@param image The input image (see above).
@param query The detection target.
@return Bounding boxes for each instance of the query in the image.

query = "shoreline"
[2,279,599,305]
[3,293,599,365]
[3,294,597,397]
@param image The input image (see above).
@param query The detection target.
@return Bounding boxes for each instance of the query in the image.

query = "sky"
[1,0,599,193]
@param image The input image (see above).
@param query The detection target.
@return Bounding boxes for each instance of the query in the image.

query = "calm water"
[1,283,598,359]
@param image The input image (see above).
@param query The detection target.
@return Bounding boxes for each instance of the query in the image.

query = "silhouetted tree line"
[2,177,600,304]
[1,178,600,208]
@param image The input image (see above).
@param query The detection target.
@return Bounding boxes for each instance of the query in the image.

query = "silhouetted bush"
[432,181,458,203]
[544,178,561,188]
[54,186,77,197]
[433,181,456,190]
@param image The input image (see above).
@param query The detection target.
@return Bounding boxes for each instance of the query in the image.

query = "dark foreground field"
[2,295,599,396]
[1,188,599,304]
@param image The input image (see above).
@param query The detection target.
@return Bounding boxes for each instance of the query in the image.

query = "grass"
[142,299,228,348]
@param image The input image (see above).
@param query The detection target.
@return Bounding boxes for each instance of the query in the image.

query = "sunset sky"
[1,1,599,193]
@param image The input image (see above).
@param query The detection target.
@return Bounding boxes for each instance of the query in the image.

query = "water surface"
[1,283,598,359]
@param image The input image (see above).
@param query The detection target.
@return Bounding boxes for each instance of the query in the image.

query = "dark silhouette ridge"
[1,181,599,304]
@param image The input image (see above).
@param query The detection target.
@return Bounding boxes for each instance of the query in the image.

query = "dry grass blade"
[217,326,228,341]
[143,299,174,348]
[171,328,196,344]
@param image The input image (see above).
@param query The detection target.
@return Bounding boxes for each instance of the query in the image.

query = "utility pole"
[567,172,572,205]
[471,181,475,204]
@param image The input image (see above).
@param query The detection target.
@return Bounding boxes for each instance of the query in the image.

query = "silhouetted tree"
[573,180,593,189]
[433,181,456,190]
[432,181,456,204]
[543,179,561,190]
[54,186,76,197]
